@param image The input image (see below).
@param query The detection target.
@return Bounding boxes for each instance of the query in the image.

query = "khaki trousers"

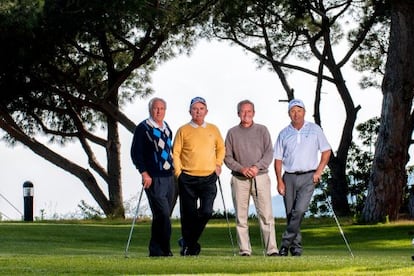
[231,173,278,255]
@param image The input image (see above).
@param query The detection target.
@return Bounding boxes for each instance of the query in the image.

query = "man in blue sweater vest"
[131,97,175,257]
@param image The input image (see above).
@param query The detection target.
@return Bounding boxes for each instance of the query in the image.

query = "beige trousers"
[231,174,278,255]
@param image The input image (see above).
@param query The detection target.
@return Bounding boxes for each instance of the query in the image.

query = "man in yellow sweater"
[173,96,225,256]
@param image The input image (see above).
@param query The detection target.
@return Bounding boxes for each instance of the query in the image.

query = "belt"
[285,170,316,175]
[231,171,245,177]
[232,171,266,177]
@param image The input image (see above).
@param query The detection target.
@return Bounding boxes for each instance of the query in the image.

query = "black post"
[23,181,34,221]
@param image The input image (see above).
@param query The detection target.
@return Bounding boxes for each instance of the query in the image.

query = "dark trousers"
[145,175,175,256]
[178,172,217,250]
[281,172,315,253]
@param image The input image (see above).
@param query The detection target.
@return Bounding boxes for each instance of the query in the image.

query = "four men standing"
[131,97,331,257]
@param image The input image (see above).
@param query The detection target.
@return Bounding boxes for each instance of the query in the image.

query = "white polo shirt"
[274,121,331,173]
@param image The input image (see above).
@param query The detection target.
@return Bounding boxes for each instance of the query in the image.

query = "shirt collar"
[189,120,207,128]
[289,121,308,131]
[148,117,166,130]
[239,121,255,128]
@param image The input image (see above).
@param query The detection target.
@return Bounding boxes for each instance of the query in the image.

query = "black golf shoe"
[181,244,201,256]
[278,246,289,256]
[290,247,302,257]
[179,238,201,256]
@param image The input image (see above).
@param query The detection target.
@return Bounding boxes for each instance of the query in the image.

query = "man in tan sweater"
[173,96,225,256]
[224,99,278,257]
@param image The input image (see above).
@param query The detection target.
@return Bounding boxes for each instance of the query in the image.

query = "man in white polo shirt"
[273,99,331,256]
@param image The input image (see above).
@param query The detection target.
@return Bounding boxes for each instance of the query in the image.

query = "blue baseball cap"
[288,99,305,111]
[190,96,207,109]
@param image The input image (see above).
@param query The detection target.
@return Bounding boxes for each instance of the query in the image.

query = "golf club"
[217,177,236,256]
[125,185,144,258]
[253,177,268,256]
[324,190,354,258]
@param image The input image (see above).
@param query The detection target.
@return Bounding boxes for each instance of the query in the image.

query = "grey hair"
[237,99,255,114]
[148,97,167,114]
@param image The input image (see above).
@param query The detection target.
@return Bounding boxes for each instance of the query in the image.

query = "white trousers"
[231,173,278,255]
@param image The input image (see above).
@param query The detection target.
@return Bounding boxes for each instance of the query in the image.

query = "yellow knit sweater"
[173,122,225,177]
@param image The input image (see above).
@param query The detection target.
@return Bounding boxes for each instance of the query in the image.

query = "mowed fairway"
[0,218,414,275]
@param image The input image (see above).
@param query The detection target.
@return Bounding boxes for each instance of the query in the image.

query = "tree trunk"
[106,95,125,218]
[322,54,358,217]
[106,119,125,218]
[328,157,350,216]
[362,0,414,222]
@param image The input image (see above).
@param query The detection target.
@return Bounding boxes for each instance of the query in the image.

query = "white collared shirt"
[189,120,207,128]
[149,117,167,131]
[274,121,331,172]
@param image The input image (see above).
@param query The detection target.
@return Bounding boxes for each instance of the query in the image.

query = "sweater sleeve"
[130,123,146,173]
[224,128,243,172]
[172,126,184,178]
[254,126,274,170]
[215,125,226,166]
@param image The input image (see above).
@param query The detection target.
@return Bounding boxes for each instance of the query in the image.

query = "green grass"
[1,218,414,275]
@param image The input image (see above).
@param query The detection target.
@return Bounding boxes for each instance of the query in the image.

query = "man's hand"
[215,165,222,176]
[313,171,322,185]
[141,171,152,189]
[241,165,258,178]
[277,181,286,196]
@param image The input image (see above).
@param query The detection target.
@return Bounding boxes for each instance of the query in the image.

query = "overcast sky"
[0,40,383,220]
